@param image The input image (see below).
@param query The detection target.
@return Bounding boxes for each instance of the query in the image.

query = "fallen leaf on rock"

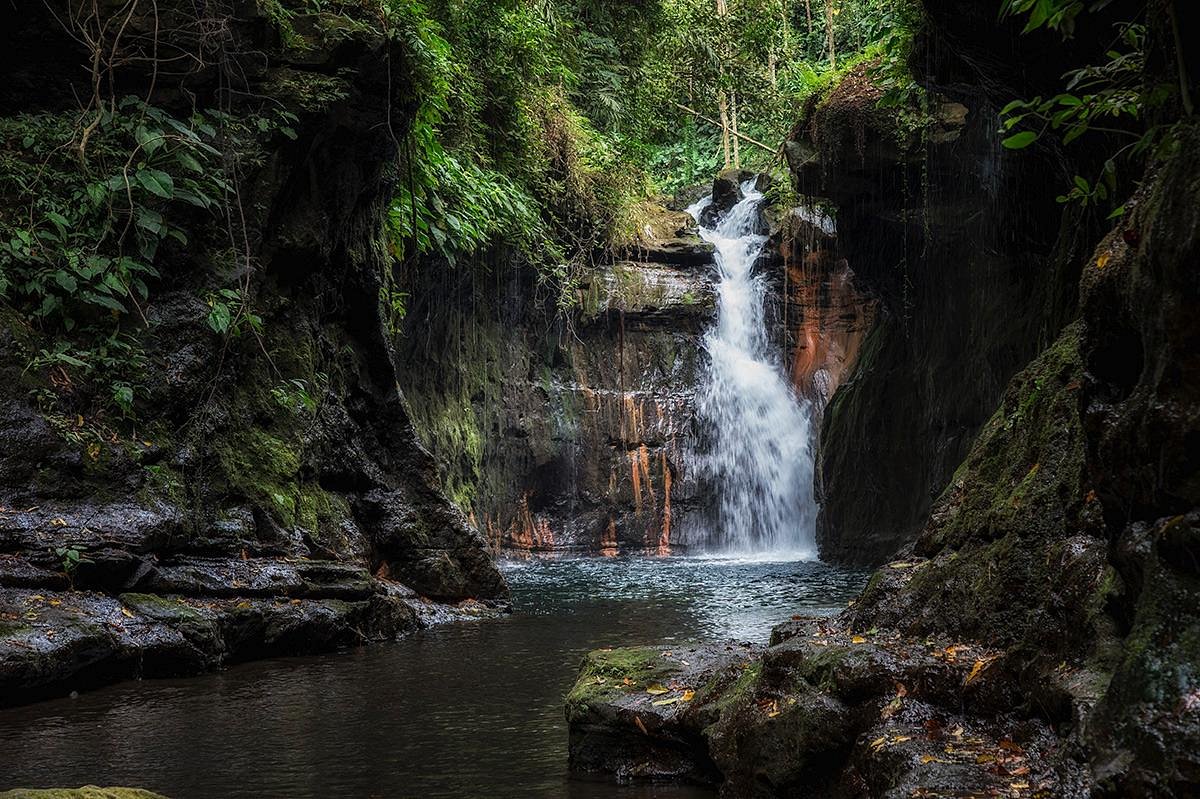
[634,716,649,735]
[646,683,669,695]
[652,697,680,707]
[681,689,695,701]
[920,754,945,764]
[120,607,134,619]
[870,736,887,752]
[623,677,637,687]
[1096,253,1110,269]
[965,655,1000,686]
[851,635,867,644]
[889,561,915,569]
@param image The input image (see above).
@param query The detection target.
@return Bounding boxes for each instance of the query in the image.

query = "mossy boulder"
[0,789,169,799]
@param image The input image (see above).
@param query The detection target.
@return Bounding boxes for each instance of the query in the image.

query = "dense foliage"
[383,0,922,284]
[0,0,918,424]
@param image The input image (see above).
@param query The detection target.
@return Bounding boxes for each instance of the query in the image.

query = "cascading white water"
[687,180,817,559]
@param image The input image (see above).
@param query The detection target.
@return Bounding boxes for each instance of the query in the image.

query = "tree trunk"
[730,89,741,168]
[824,0,835,69]
[718,89,732,168]
[716,0,731,167]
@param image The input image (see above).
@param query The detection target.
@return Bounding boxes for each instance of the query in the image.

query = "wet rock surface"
[0,790,169,799]
[397,200,722,554]
[566,621,1085,798]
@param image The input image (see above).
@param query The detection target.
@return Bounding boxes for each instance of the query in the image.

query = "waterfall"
[687,179,817,559]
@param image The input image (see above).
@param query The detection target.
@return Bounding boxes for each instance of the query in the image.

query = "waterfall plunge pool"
[0,555,866,798]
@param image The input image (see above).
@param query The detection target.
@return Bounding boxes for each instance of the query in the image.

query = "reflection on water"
[0,556,865,798]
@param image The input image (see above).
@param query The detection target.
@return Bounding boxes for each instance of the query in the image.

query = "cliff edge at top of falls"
[0,1,506,706]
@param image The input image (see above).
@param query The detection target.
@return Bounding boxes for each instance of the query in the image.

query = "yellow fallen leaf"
[920,754,942,764]
[1010,782,1030,790]
[646,683,669,695]
[652,697,680,706]
[965,655,999,686]
[870,736,887,752]
[48,599,61,607]
[1096,253,1110,269]
[893,735,911,743]
[623,677,637,687]
[120,607,135,618]
[851,635,867,644]
[767,710,781,718]
[681,689,695,701]
[889,561,914,569]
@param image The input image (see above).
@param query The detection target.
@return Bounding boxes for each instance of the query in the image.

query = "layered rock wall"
[0,0,505,704]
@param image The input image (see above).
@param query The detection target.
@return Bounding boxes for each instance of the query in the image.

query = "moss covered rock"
[0,789,169,799]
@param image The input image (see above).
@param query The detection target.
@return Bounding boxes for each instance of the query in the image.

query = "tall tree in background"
[824,0,836,68]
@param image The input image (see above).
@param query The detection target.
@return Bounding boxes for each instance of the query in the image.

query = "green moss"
[922,322,1086,553]
[0,621,31,638]
[0,789,169,799]
[119,593,204,622]
[213,427,302,526]
[295,486,352,540]
[565,646,682,715]
[704,662,763,716]
[792,646,853,694]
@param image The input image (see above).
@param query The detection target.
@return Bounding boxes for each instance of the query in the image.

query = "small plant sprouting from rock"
[55,545,91,588]
[206,288,264,339]
[271,374,328,415]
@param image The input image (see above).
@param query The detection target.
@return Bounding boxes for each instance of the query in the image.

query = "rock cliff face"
[0,1,505,704]
[396,206,717,553]
[794,18,1114,565]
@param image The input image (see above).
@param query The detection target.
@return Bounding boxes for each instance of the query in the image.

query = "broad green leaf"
[1001,131,1038,150]
[136,169,175,199]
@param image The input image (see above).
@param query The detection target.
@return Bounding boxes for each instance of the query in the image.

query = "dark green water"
[0,556,865,798]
